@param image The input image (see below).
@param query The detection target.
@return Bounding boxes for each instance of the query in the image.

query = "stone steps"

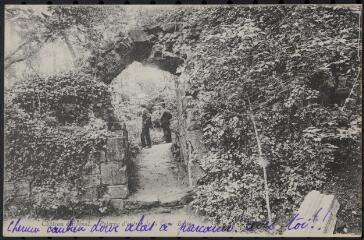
[114,189,195,213]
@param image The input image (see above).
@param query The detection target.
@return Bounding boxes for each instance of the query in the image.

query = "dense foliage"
[11,71,111,124]
[151,6,362,230]
[5,6,139,218]
[5,72,118,217]
[4,5,361,232]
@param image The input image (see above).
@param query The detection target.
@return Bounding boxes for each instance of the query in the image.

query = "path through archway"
[109,60,193,210]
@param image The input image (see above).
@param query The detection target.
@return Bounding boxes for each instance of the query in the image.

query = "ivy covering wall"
[4,72,118,218]
[149,5,362,230]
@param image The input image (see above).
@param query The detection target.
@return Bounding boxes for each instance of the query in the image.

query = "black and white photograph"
[2,4,362,237]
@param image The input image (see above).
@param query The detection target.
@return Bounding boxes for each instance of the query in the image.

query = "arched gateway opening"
[110,61,191,202]
[88,27,195,207]
[87,27,185,130]
[110,61,176,143]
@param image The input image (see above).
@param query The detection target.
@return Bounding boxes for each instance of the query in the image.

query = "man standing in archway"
[141,104,152,148]
[160,103,172,143]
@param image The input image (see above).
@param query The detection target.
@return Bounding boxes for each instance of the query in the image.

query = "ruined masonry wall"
[83,129,130,209]
[5,128,131,210]
[175,73,206,187]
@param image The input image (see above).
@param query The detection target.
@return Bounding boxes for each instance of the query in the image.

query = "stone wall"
[4,124,132,211]
[174,72,206,187]
[82,127,131,208]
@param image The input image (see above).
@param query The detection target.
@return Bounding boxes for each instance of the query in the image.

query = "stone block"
[106,138,126,163]
[110,199,125,210]
[284,190,340,235]
[101,163,128,185]
[107,185,129,199]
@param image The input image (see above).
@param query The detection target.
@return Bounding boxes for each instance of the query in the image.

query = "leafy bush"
[154,6,362,228]
[4,70,121,218]
[12,71,111,125]
[193,151,267,228]
[4,103,118,217]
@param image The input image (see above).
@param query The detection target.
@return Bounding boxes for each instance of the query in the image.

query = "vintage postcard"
[3,4,362,237]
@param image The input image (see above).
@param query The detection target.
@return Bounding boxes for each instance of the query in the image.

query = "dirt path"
[114,142,213,233]
[128,143,190,203]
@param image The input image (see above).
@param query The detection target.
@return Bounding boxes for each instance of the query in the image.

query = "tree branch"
[62,32,76,59]
[4,56,28,70]
[4,40,31,61]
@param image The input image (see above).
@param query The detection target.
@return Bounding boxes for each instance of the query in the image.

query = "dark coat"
[160,110,172,127]
[142,110,152,128]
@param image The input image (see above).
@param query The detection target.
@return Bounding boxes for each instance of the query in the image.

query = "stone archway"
[92,25,195,207]
[85,24,187,140]
[84,27,185,85]
[84,24,205,199]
